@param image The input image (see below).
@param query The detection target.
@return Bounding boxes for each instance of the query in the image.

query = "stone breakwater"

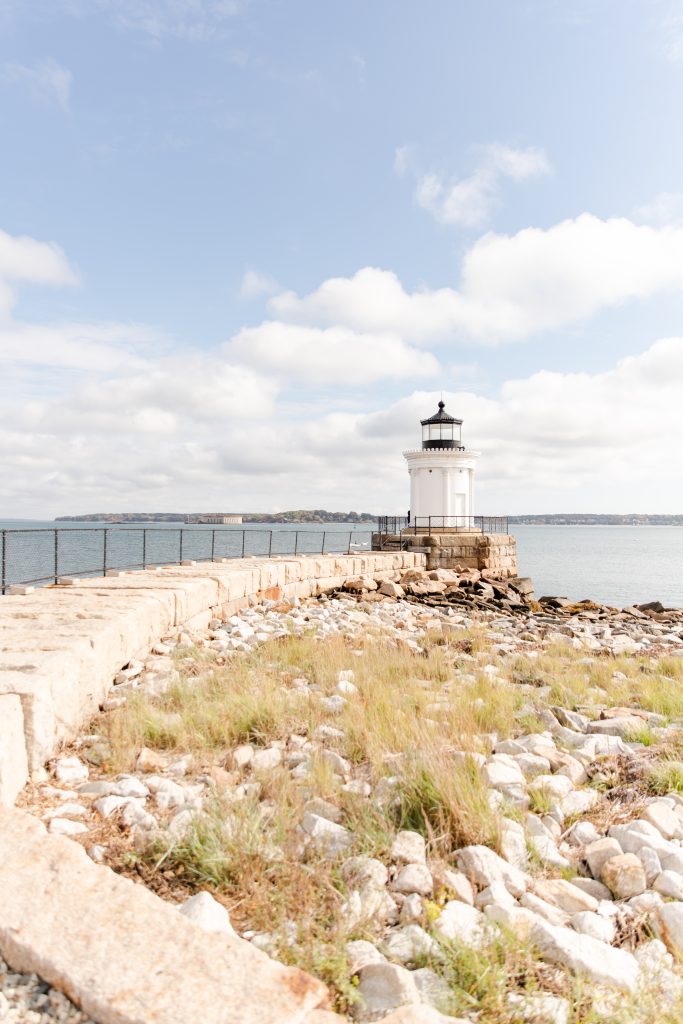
[2,556,683,1023]
[8,563,683,1023]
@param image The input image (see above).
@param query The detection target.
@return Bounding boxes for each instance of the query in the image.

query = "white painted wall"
[404,449,480,522]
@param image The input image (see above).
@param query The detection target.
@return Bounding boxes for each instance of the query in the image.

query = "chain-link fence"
[0,526,374,594]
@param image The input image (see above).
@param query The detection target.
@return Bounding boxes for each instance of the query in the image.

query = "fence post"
[1,530,5,595]
[142,529,147,568]
[54,530,59,584]
[321,531,325,554]
[103,528,108,576]
[241,531,246,558]
[179,529,184,563]
[294,531,298,555]
[211,530,216,561]
[268,531,272,557]
[347,531,351,555]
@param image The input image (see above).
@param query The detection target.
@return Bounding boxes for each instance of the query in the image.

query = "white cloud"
[4,58,72,111]
[239,269,280,299]
[414,143,551,228]
[633,191,683,226]
[662,1,683,61]
[3,330,681,517]
[95,0,244,41]
[270,215,683,343]
[227,321,439,385]
[0,228,78,315]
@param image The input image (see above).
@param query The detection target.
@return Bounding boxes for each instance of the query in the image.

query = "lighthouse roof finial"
[420,399,462,426]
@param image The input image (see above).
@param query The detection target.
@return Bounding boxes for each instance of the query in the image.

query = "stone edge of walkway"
[0,552,423,1024]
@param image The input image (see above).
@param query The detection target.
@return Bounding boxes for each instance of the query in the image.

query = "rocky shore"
[13,566,683,1023]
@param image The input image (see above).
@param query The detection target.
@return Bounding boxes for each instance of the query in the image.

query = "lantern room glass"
[422,422,461,445]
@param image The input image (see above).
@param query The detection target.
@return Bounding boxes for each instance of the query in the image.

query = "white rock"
[382,925,440,965]
[399,894,424,924]
[341,855,388,890]
[530,917,638,992]
[53,757,89,785]
[345,939,385,974]
[390,830,426,865]
[655,901,683,957]
[500,818,528,870]
[94,795,130,818]
[42,802,88,820]
[570,911,616,944]
[437,869,474,905]
[432,900,488,946]
[507,992,569,1024]
[642,800,683,840]
[251,747,282,772]
[392,863,433,897]
[302,813,352,857]
[584,837,623,879]
[601,853,646,899]
[529,774,574,801]
[48,818,88,835]
[179,891,236,937]
[456,845,528,897]
[356,962,421,1015]
[111,776,149,799]
[474,881,516,911]
[653,870,683,900]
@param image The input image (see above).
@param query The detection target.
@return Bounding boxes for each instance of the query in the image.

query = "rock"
[638,846,663,886]
[111,776,149,799]
[341,856,388,890]
[436,869,474,905]
[456,845,527,897]
[379,581,405,599]
[601,854,647,899]
[584,837,623,879]
[392,863,433,897]
[507,992,570,1024]
[390,830,427,865]
[382,925,440,965]
[653,870,683,900]
[410,968,453,1011]
[345,940,385,974]
[94,795,130,818]
[520,893,569,927]
[356,962,421,1016]
[530,918,638,992]
[474,881,516,911]
[528,774,574,801]
[570,877,613,902]
[533,880,597,915]
[53,757,89,785]
[432,900,487,946]
[251,747,282,772]
[135,748,167,773]
[47,818,88,835]
[179,892,236,937]
[483,758,526,789]
[499,818,528,870]
[378,1007,466,1024]
[565,821,601,847]
[529,834,570,870]
[654,901,683,957]
[320,695,347,715]
[588,715,644,737]
[399,893,425,924]
[302,814,352,857]
[230,744,254,770]
[570,911,615,944]
[642,801,683,840]
[303,798,343,824]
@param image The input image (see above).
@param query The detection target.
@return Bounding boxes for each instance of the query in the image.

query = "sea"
[0,520,681,609]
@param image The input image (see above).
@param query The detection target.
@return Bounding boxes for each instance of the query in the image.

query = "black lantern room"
[420,401,464,450]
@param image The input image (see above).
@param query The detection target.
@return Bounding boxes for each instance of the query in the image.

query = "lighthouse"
[403,400,480,526]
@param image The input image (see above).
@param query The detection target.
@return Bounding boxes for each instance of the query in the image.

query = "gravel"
[0,959,95,1024]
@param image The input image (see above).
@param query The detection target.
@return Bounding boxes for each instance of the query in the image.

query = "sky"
[1,0,683,518]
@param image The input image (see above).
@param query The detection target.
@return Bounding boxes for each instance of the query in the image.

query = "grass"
[91,619,683,1017]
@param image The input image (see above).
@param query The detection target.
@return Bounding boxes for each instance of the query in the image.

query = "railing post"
[294,531,298,555]
[54,530,59,584]
[211,529,216,561]
[103,528,108,575]
[268,531,272,557]
[179,529,184,563]
[241,530,246,558]
[1,530,5,595]
[321,531,325,554]
[142,529,147,568]
[347,531,351,554]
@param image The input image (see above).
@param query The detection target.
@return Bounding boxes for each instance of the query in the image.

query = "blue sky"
[2,0,683,516]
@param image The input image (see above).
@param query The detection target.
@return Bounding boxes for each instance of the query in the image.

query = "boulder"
[356,963,421,1016]
[601,854,646,899]
[456,845,527,897]
[530,918,638,992]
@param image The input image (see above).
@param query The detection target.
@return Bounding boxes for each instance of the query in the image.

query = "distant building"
[192,514,243,524]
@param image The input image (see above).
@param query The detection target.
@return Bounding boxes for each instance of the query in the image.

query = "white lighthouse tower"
[404,400,480,527]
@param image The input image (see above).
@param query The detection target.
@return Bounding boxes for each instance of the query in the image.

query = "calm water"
[0,521,681,608]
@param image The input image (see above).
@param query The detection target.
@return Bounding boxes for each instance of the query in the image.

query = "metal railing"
[0,526,373,595]
[377,515,509,536]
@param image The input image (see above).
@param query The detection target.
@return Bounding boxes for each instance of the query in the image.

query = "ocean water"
[0,520,681,608]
